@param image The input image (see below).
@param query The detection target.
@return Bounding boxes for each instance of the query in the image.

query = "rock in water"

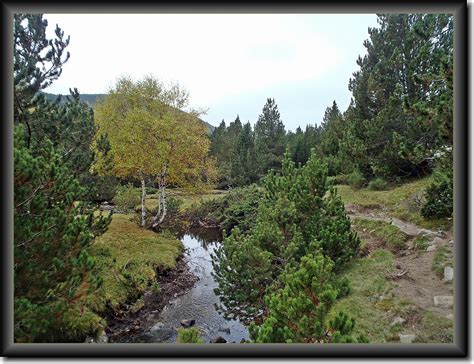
[211,336,227,343]
[443,267,453,282]
[218,327,231,334]
[433,295,453,308]
[151,322,164,331]
[180,319,196,327]
[399,334,416,343]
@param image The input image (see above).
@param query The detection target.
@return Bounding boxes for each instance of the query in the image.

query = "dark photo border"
[1,0,468,358]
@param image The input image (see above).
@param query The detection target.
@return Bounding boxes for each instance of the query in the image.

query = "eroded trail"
[345,203,454,342]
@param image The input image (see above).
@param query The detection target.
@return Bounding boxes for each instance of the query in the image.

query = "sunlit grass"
[335,176,451,231]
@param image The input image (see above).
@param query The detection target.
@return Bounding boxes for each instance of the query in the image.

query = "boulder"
[443,267,453,282]
[390,317,406,327]
[399,334,416,343]
[218,327,231,334]
[433,295,453,308]
[431,237,444,245]
[211,336,227,343]
[85,330,108,343]
[426,245,437,252]
[180,319,196,328]
[417,229,435,238]
[151,322,164,331]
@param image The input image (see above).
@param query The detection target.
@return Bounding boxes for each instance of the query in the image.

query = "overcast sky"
[43,14,379,131]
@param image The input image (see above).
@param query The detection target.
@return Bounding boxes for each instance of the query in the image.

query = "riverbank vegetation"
[14,12,453,343]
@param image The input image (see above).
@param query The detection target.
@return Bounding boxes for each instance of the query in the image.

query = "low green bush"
[176,327,204,343]
[421,177,453,219]
[348,170,366,190]
[368,177,388,191]
[113,184,141,211]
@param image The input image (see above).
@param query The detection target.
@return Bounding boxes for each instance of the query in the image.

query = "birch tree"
[92,75,216,228]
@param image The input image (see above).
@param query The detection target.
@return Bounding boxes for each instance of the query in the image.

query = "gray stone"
[391,317,406,327]
[443,267,453,282]
[218,327,231,334]
[426,245,437,252]
[445,314,454,320]
[151,322,164,331]
[448,240,454,245]
[433,295,453,308]
[418,229,435,238]
[399,334,416,343]
[180,319,196,328]
[431,237,444,245]
[85,330,108,344]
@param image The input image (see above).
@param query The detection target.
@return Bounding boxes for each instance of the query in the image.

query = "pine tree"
[254,98,286,176]
[13,14,112,342]
[212,151,360,327]
[14,14,70,147]
[345,14,453,179]
[251,253,367,343]
[14,125,111,342]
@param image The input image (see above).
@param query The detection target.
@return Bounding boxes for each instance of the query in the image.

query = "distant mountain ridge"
[40,92,215,134]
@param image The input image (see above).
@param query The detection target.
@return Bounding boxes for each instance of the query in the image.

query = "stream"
[120,227,250,343]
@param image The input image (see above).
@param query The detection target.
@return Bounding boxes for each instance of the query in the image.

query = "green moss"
[352,219,408,252]
[432,246,451,278]
[78,213,183,315]
[329,250,396,343]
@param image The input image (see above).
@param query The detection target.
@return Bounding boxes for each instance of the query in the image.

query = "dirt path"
[345,203,454,342]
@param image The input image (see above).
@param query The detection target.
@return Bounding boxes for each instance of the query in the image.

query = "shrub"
[329,173,352,186]
[421,149,453,219]
[348,170,365,190]
[146,186,158,195]
[250,253,366,343]
[368,177,388,191]
[166,196,182,215]
[187,185,263,235]
[176,327,204,343]
[112,184,141,211]
[14,125,111,342]
[421,177,453,219]
[213,152,360,328]
[80,175,118,203]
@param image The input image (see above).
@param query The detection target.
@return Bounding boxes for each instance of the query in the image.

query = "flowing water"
[123,228,249,343]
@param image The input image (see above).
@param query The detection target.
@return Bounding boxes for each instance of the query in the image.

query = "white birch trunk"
[151,168,167,229]
[140,177,147,228]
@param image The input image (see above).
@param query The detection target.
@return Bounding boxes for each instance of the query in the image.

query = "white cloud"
[44,14,342,109]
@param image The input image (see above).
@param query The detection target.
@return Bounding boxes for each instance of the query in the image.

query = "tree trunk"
[151,170,167,229]
[140,177,146,228]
